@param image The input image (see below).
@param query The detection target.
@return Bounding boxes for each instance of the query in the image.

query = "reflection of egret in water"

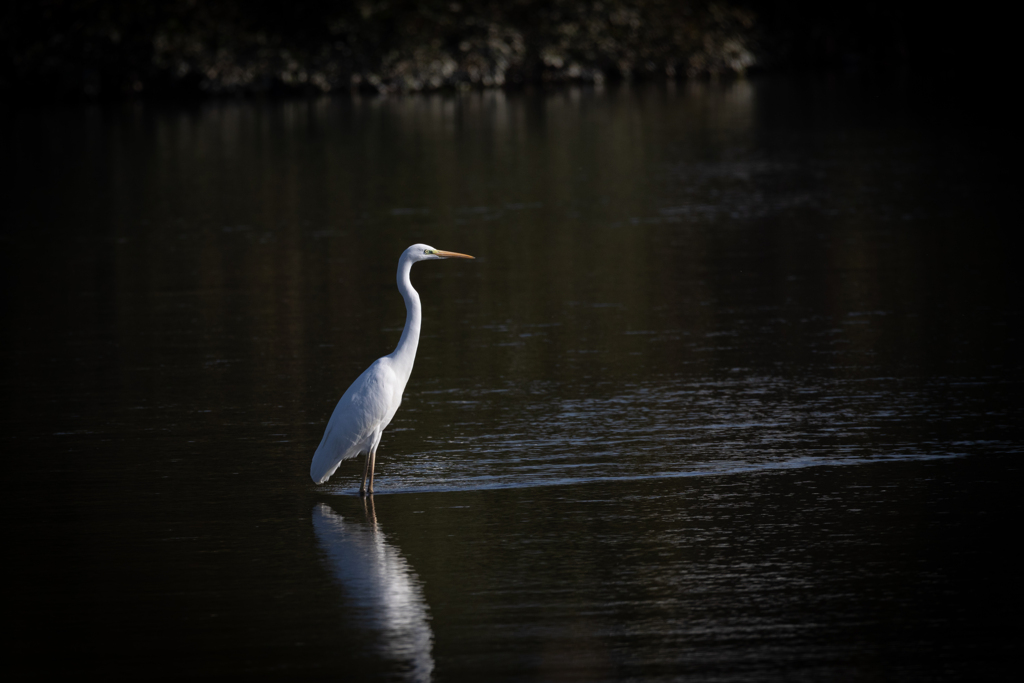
[312,500,434,681]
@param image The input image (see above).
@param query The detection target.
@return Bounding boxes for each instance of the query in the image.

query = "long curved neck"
[389,255,421,377]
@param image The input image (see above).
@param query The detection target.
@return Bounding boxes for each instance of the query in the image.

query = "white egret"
[310,244,475,493]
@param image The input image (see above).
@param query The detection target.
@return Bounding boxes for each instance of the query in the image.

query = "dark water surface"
[3,79,1021,680]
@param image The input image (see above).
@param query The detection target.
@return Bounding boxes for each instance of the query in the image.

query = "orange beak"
[435,250,475,259]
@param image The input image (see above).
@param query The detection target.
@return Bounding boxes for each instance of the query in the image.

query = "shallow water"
[3,79,1020,680]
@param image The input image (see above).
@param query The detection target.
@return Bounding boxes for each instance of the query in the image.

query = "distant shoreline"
[1,1,1001,102]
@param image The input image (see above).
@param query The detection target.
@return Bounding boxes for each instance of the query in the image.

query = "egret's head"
[406,243,475,262]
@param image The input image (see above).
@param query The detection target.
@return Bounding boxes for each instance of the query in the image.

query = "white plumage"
[310,244,474,492]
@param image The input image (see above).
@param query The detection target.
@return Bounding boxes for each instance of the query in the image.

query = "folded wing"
[310,359,398,484]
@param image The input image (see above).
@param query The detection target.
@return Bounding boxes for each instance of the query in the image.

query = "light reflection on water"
[334,372,1016,495]
[313,501,434,681]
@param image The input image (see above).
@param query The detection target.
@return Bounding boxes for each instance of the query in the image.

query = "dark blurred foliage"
[0,0,1008,99]
[744,1,1005,78]
[1,1,755,98]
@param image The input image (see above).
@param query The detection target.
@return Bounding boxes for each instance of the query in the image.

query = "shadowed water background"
[2,79,1020,680]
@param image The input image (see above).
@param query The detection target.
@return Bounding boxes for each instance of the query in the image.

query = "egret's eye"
[424,249,431,254]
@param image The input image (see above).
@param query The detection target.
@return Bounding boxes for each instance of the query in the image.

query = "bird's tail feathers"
[310,440,364,484]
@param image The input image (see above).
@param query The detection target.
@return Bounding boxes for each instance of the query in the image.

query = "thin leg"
[359,451,371,496]
[367,447,378,494]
